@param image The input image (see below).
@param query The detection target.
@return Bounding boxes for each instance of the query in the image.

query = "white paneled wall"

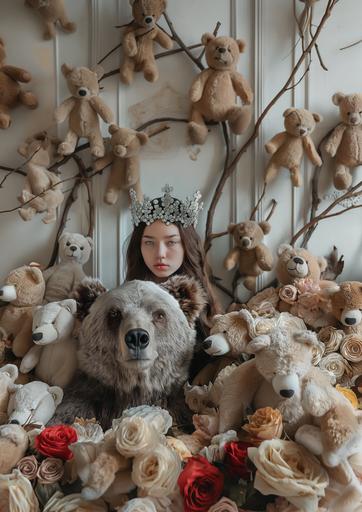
[0,0,361,296]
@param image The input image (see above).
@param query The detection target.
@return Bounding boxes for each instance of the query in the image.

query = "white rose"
[118,498,157,512]
[115,417,161,458]
[116,406,172,435]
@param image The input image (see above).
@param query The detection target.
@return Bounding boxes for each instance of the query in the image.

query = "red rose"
[35,425,78,461]
[178,455,224,512]
[223,441,252,480]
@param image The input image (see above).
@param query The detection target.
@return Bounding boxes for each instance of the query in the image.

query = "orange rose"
[243,407,283,441]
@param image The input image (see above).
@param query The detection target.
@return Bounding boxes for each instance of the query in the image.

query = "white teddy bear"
[0,364,20,425]
[43,232,93,302]
[20,299,78,387]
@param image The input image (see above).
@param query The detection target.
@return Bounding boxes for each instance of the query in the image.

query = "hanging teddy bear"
[25,0,76,40]
[188,33,253,145]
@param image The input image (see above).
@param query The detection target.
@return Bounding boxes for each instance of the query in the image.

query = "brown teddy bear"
[120,0,173,85]
[264,108,322,187]
[0,38,38,129]
[188,33,253,145]
[0,264,45,358]
[224,220,273,293]
[329,281,362,336]
[94,124,148,204]
[25,0,76,40]
[324,92,362,190]
[54,64,114,157]
[276,243,327,286]
[17,132,64,223]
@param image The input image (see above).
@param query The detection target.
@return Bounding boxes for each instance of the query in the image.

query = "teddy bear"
[43,232,93,302]
[17,131,64,224]
[0,263,45,358]
[188,33,253,145]
[20,299,78,388]
[264,108,322,187]
[224,220,273,293]
[329,281,362,336]
[0,37,38,129]
[0,424,29,474]
[324,92,362,190]
[54,64,114,157]
[7,380,63,426]
[25,0,76,40]
[120,0,173,85]
[217,310,361,465]
[94,124,148,204]
[276,243,327,286]
[0,364,19,425]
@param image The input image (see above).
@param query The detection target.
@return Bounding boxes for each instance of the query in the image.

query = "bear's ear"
[162,275,207,327]
[108,124,119,135]
[312,113,323,123]
[317,256,327,272]
[0,364,18,383]
[227,223,239,234]
[332,92,345,106]
[245,334,271,354]
[92,64,104,80]
[29,267,43,285]
[49,386,64,407]
[61,63,73,78]
[86,236,94,249]
[283,108,296,118]
[72,277,107,320]
[294,330,320,348]
[59,299,77,315]
[277,243,293,257]
[17,142,28,158]
[58,231,70,244]
[129,0,136,5]
[258,221,271,235]
[236,38,246,53]
[201,33,215,46]
[212,314,224,322]
[136,131,149,146]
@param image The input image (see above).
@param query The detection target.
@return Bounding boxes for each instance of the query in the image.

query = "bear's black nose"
[218,47,226,54]
[70,245,77,252]
[9,419,20,424]
[145,16,153,24]
[32,332,43,342]
[78,89,87,97]
[125,329,150,350]
[345,317,357,325]
[280,389,295,398]
[293,257,304,265]
[202,339,212,350]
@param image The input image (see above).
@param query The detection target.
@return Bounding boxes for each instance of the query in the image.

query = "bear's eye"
[360,111,362,114]
[153,310,166,323]
[297,123,301,127]
[348,112,351,115]
[80,247,84,251]
[107,308,122,326]
[222,330,227,334]
[66,242,70,246]
[250,237,253,240]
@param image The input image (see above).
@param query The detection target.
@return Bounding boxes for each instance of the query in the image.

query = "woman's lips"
[154,264,169,270]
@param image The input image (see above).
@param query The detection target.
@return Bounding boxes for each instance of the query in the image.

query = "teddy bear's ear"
[277,243,293,257]
[129,0,137,5]
[92,65,104,80]
[86,236,94,249]
[212,314,223,322]
[283,108,296,118]
[61,63,73,78]
[108,124,119,135]
[227,223,238,234]
[245,334,271,354]
[29,267,44,285]
[162,275,207,327]
[136,131,149,146]
[58,231,70,243]
[72,277,107,321]
[0,364,18,383]
[317,256,327,272]
[258,221,271,235]
[17,142,28,158]
[294,330,320,347]
[59,299,77,315]
[312,113,323,123]
[236,39,246,53]
[332,92,345,106]
[201,33,215,46]
[48,386,64,407]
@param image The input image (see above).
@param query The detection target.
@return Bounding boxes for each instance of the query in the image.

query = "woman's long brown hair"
[125,222,220,332]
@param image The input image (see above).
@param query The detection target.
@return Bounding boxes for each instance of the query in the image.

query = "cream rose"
[117,406,173,435]
[208,496,239,511]
[132,444,181,498]
[166,436,192,461]
[248,440,329,512]
[16,455,39,481]
[279,285,298,304]
[0,469,39,512]
[37,458,64,484]
[243,407,283,441]
[318,327,344,354]
[43,491,107,512]
[118,498,157,512]
[72,418,104,443]
[115,417,160,458]
[340,335,362,363]
[319,352,352,381]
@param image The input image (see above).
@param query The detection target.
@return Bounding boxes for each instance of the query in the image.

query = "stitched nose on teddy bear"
[280,389,295,398]
[341,309,362,326]
[144,16,153,25]
[78,88,88,97]
[299,128,307,136]
[218,47,226,54]
[240,237,252,249]
[125,328,150,350]
[32,332,43,342]
[293,257,304,265]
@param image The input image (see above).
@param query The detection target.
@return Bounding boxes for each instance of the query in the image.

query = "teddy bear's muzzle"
[341,309,362,326]
[0,284,17,302]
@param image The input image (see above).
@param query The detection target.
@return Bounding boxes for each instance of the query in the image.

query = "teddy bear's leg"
[142,58,159,83]
[243,276,257,292]
[12,316,33,358]
[290,165,302,187]
[42,207,57,224]
[88,131,105,158]
[228,105,252,135]
[58,130,78,156]
[264,161,280,184]
[43,21,56,40]
[18,207,37,222]
[295,424,323,455]
[0,105,11,129]
[18,90,38,110]
[58,10,77,33]
[334,163,352,190]
[188,107,208,145]
[120,56,135,85]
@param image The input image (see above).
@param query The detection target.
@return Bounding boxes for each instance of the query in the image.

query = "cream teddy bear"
[0,364,20,425]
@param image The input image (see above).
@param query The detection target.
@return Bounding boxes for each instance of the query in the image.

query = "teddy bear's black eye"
[80,247,84,250]
[66,242,70,246]
[297,123,301,127]
[250,237,253,240]
[359,111,362,115]
[348,112,351,115]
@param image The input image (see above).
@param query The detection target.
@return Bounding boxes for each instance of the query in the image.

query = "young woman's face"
[141,220,185,279]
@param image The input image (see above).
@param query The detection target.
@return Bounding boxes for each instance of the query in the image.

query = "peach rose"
[37,457,64,484]
[279,285,298,304]
[16,455,38,481]
[319,353,353,381]
[208,496,239,511]
[340,335,362,363]
[243,407,283,441]
[336,385,359,409]
[318,326,344,353]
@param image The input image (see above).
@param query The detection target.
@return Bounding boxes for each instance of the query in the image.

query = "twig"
[250,182,267,221]
[72,155,94,238]
[265,199,278,222]
[0,166,26,177]
[340,38,362,51]
[0,146,41,188]
[209,230,228,240]
[210,274,234,299]
[196,21,221,63]
[98,42,122,65]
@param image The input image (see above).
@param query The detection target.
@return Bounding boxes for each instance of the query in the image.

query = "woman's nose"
[157,242,167,259]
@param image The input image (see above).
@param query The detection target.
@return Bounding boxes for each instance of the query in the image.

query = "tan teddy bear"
[25,0,76,40]
[276,243,327,286]
[324,92,362,190]
[120,0,173,85]
[0,38,38,129]
[17,131,64,224]
[54,64,114,157]
[188,33,253,145]
[224,220,273,293]
[0,264,45,358]
[94,124,148,204]
[329,281,362,336]
[264,108,322,187]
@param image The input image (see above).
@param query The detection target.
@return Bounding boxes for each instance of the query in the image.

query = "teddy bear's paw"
[243,276,257,292]
[58,142,74,156]
[91,145,105,158]
[188,122,208,145]
[81,486,103,501]
[290,169,302,187]
[120,68,134,85]
[324,142,336,157]
[22,92,38,109]
[295,424,323,456]
[0,113,11,129]
[229,107,252,135]
[202,334,230,356]
[144,67,159,83]
[104,190,118,205]
[334,168,352,190]
[42,212,57,224]
[322,451,342,468]
[18,208,34,221]
[62,22,77,34]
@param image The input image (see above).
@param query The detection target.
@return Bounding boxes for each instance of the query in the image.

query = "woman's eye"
[144,240,154,246]
[167,241,177,246]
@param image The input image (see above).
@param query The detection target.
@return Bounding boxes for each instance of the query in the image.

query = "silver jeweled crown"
[130,185,203,228]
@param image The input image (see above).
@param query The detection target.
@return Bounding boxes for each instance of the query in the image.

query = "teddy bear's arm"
[1,65,31,83]
[301,371,334,417]
[265,132,287,154]
[154,27,173,50]
[42,266,55,283]
[189,69,213,103]
[123,28,138,58]
[255,244,273,271]
[223,247,240,271]
[302,136,322,166]
[19,345,42,374]
[89,96,114,124]
[94,153,114,172]
[12,314,33,358]
[54,97,76,124]
[324,124,346,157]
[230,72,253,105]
